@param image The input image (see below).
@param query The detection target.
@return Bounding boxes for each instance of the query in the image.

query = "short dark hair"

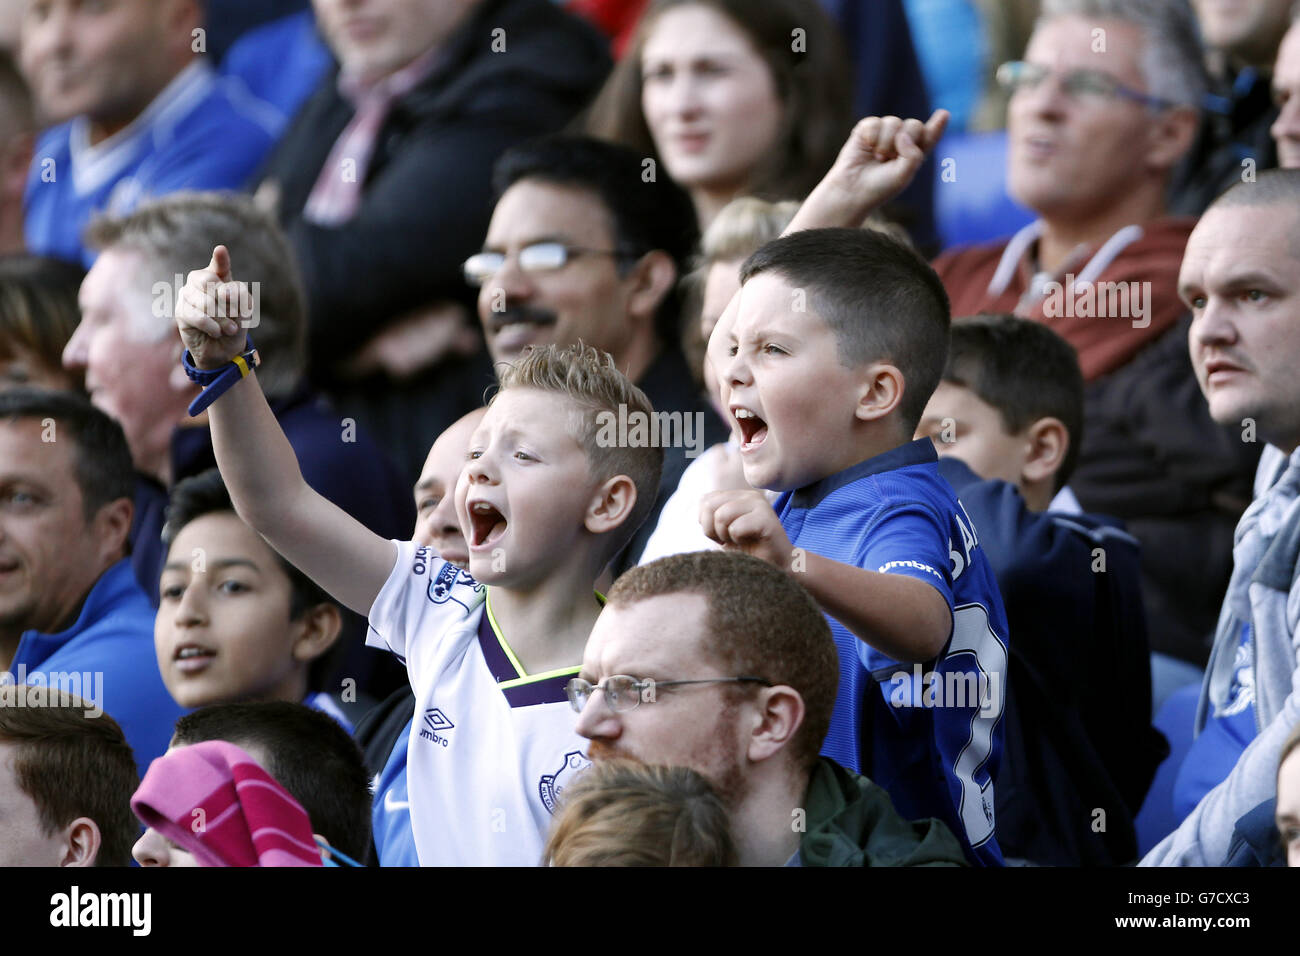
[0,255,85,389]
[161,468,342,693]
[0,687,140,868]
[945,315,1085,489]
[491,135,699,344]
[172,702,371,864]
[606,551,838,772]
[0,388,135,523]
[739,228,951,434]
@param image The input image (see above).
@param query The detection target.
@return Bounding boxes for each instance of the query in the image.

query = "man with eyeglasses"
[568,550,967,867]
[935,0,1261,673]
[470,136,728,573]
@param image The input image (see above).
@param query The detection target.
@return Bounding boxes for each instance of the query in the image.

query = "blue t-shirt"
[25,61,282,266]
[371,716,419,867]
[776,438,1010,866]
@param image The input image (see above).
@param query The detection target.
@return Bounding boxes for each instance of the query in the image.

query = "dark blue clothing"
[776,439,1009,866]
[129,387,415,699]
[220,10,332,119]
[938,457,1164,865]
[1221,797,1285,867]
[7,560,185,776]
[25,63,281,266]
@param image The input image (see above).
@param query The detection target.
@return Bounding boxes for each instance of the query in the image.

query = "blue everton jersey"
[775,439,1010,866]
[25,62,282,265]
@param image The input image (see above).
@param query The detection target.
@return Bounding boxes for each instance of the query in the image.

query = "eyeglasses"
[996,60,1174,110]
[565,674,773,714]
[462,242,637,286]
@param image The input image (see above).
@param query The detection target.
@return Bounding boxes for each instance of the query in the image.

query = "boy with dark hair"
[917,314,1163,865]
[0,686,140,867]
[920,314,1085,509]
[173,245,663,865]
[154,468,349,726]
[702,226,1010,865]
[131,702,372,867]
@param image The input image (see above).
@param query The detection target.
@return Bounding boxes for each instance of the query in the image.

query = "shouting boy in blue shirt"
[701,227,1010,865]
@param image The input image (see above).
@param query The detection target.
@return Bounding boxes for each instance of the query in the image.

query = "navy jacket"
[939,457,1167,865]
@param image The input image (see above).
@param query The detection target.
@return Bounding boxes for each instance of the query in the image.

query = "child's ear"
[59,817,102,867]
[291,603,344,665]
[585,474,638,535]
[854,363,905,423]
[1021,416,1069,487]
[624,251,678,328]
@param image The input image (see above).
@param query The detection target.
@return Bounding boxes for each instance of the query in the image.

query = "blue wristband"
[182,335,260,416]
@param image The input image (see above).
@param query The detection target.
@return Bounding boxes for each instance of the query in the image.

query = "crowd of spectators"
[1,0,1299,870]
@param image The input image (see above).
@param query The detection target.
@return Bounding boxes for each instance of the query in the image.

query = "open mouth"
[174,645,216,674]
[468,501,508,549]
[733,407,768,450]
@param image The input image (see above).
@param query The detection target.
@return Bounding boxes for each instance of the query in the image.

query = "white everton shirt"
[367,541,590,866]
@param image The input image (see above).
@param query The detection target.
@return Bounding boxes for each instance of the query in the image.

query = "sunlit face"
[1007,16,1164,219]
[0,418,108,639]
[574,594,750,806]
[65,247,189,478]
[20,0,181,126]
[1182,203,1300,450]
[1272,22,1300,169]
[156,512,321,709]
[476,181,643,367]
[1278,745,1300,867]
[710,272,866,491]
[312,0,477,83]
[454,388,604,587]
[916,382,1030,487]
[640,4,783,200]
[413,408,485,566]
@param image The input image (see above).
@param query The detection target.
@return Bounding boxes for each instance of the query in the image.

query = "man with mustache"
[1142,169,1300,866]
[570,550,967,867]
[470,136,728,572]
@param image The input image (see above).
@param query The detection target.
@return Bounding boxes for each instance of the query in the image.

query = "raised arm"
[175,246,397,615]
[785,109,949,235]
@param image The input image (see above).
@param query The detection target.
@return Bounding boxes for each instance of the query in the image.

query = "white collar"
[69,60,215,196]
[985,220,1146,299]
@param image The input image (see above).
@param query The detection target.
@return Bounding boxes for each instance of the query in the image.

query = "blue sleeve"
[857,503,955,669]
[860,503,955,606]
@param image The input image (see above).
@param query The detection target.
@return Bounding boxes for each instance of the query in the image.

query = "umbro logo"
[418,708,454,747]
[424,708,454,732]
